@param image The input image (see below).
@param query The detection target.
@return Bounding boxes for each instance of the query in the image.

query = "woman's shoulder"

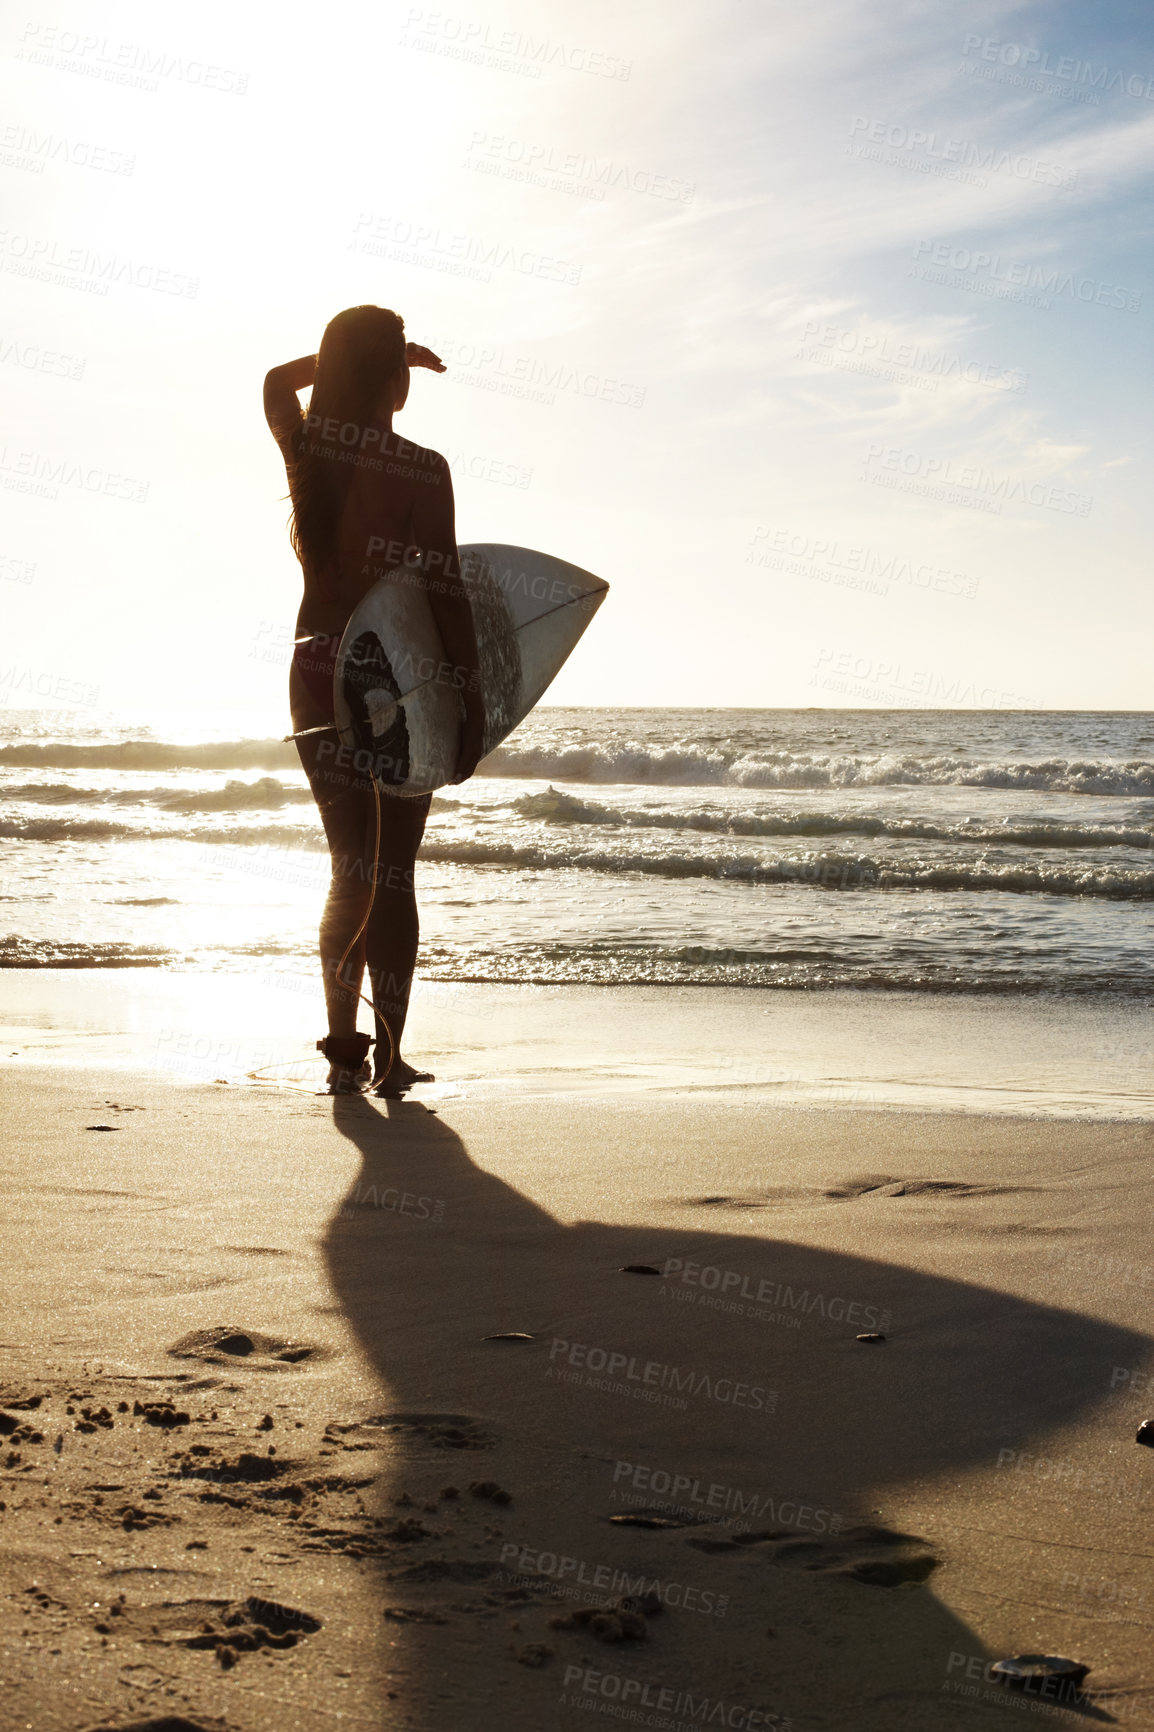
[383,431,450,483]
[387,428,446,461]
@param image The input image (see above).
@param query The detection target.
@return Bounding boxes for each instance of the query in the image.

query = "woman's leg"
[297,732,432,1085]
[363,790,432,1086]
[296,736,376,1043]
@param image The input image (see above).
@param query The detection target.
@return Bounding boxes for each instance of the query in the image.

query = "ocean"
[1,705,1152,998]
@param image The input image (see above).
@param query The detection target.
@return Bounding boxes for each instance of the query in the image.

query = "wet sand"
[2,1035,1153,1730]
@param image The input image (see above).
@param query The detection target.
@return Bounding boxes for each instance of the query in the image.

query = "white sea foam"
[512,786,1154,849]
[0,776,312,810]
[5,734,1154,797]
[492,745,1154,796]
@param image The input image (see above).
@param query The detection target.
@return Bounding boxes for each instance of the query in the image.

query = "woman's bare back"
[295,426,447,637]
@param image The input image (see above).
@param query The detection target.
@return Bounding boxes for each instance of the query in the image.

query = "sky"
[1,0,1152,719]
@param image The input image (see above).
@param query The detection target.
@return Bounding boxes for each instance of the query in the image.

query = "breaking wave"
[0,777,313,811]
[5,736,1154,796]
[512,787,1154,849]
[0,740,299,771]
[490,745,1154,795]
[416,839,1154,899]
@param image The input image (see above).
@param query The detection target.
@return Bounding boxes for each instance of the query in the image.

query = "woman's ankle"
[318,1031,373,1067]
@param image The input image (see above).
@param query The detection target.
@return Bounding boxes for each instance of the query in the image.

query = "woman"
[264,305,485,1096]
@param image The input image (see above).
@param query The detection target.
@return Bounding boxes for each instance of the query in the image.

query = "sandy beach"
[6,0,1153,1718]
[2,982,1152,1731]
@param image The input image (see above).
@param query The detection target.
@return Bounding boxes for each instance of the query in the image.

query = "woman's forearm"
[431,582,486,780]
[268,355,317,392]
[427,582,483,706]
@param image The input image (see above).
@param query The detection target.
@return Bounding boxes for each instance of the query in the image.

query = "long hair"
[287,305,406,572]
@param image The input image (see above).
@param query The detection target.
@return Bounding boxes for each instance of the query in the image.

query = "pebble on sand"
[990,1654,1089,1693]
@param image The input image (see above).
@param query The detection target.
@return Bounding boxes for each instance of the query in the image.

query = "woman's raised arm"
[263,354,317,453]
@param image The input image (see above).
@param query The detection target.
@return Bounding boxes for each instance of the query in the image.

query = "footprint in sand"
[89,1594,322,1675]
[82,1719,223,1732]
[684,1520,939,1586]
[679,1175,1031,1207]
[355,1411,499,1450]
[167,1326,326,1366]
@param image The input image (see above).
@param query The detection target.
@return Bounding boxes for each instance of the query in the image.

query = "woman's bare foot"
[317,1033,373,1095]
[370,1055,435,1098]
[325,1058,371,1095]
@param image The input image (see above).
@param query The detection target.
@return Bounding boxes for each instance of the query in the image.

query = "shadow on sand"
[323,1094,1148,1731]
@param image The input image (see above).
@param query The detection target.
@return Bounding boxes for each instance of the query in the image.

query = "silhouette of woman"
[264,306,484,1096]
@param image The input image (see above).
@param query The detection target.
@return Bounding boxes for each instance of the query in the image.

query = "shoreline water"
[4,706,1154,992]
[2,970,1150,1119]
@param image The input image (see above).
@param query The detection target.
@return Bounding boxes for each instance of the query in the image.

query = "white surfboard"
[333,543,608,795]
